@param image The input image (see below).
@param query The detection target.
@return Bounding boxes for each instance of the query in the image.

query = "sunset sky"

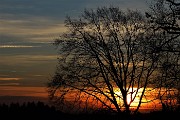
[0,0,150,100]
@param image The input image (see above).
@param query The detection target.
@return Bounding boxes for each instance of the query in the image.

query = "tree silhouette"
[146,0,180,111]
[47,6,177,114]
[146,0,180,34]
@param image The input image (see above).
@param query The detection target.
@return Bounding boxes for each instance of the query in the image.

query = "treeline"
[0,101,63,119]
[0,101,179,120]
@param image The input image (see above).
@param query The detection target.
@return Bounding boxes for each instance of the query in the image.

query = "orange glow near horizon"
[1,86,177,113]
[114,87,162,112]
[0,86,48,98]
[63,87,163,112]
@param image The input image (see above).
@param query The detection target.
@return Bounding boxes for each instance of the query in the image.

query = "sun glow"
[114,88,141,107]
[55,87,167,113]
[126,88,138,105]
[113,87,170,112]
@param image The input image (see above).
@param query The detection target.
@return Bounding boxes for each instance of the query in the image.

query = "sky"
[0,0,150,100]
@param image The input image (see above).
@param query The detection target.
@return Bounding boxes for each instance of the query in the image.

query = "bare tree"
[47,6,175,114]
[146,0,180,111]
[146,0,180,34]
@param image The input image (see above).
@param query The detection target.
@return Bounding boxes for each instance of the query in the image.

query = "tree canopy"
[48,1,180,114]
[146,0,180,110]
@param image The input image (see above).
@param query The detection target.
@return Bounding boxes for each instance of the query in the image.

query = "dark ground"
[0,101,179,120]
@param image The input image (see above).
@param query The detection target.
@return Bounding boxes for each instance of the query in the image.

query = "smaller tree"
[146,0,180,34]
[146,0,180,111]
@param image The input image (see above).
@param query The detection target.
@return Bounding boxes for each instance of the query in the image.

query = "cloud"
[0,0,149,43]
[0,0,149,88]
[32,75,44,77]
[0,83,20,86]
[0,78,22,86]
[0,86,48,97]
[0,45,41,48]
[0,55,57,65]
[0,77,22,81]
[0,18,67,42]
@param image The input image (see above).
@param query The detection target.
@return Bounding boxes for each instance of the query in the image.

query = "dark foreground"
[0,101,179,120]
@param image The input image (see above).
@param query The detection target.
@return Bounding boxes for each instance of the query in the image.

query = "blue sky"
[0,0,150,89]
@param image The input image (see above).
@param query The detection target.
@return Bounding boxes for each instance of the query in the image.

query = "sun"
[113,87,165,112]
[114,88,141,107]
[127,93,133,105]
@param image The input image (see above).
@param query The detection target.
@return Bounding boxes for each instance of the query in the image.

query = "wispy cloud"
[0,18,66,42]
[0,45,41,48]
[0,74,9,77]
[0,86,48,97]
[32,75,44,77]
[0,0,149,88]
[0,0,148,43]
[0,77,22,81]
[0,55,57,65]
[0,83,20,86]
